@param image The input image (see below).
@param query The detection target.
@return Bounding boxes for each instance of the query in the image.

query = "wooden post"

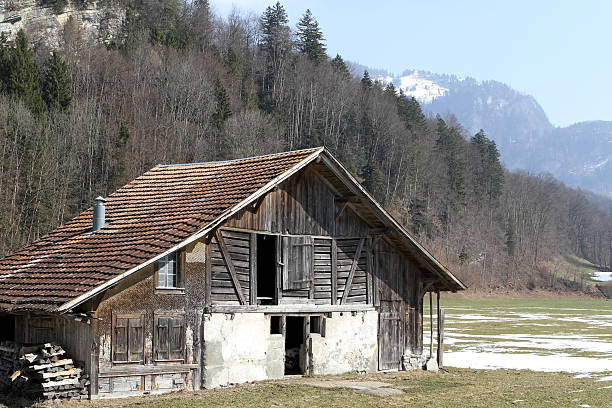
[303,317,311,374]
[331,239,338,305]
[249,233,257,305]
[429,291,433,359]
[437,309,445,368]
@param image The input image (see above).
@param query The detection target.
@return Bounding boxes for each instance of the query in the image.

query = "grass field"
[425,296,612,375]
[7,368,601,408]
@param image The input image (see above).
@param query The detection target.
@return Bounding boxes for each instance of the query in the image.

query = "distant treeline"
[0,0,610,292]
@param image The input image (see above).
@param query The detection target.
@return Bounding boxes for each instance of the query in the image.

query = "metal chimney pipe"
[93,196,106,232]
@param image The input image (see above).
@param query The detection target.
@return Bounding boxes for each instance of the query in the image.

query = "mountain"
[371,69,612,197]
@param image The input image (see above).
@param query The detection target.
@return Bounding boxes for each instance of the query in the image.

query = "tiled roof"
[0,148,321,311]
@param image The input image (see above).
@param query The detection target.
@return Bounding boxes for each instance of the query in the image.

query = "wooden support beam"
[340,238,365,305]
[437,291,444,368]
[249,233,257,305]
[303,316,311,374]
[334,195,358,204]
[215,230,247,305]
[429,291,433,359]
[368,227,390,235]
[335,201,349,222]
[331,239,338,305]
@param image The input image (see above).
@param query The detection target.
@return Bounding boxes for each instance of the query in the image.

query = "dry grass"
[2,368,610,408]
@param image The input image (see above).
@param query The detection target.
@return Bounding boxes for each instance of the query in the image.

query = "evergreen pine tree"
[7,30,46,115]
[330,54,350,78]
[361,70,372,88]
[258,2,290,111]
[295,9,326,62]
[42,51,72,110]
[213,78,232,130]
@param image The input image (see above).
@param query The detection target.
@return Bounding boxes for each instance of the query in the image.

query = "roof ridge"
[156,147,323,168]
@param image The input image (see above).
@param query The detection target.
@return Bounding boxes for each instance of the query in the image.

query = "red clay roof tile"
[0,148,320,311]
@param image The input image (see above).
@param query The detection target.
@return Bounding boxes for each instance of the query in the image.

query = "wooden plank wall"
[210,230,250,305]
[336,238,368,304]
[224,169,369,237]
[313,238,333,305]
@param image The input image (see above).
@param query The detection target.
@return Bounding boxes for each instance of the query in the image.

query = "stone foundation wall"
[201,310,379,388]
[201,313,284,389]
[309,310,378,375]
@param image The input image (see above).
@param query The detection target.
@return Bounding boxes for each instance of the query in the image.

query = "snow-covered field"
[424,298,612,379]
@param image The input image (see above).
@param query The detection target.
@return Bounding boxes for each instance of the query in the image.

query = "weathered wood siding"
[224,169,369,237]
[209,230,250,305]
[92,239,206,397]
[14,314,92,374]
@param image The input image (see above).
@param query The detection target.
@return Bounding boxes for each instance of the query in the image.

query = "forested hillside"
[0,0,610,293]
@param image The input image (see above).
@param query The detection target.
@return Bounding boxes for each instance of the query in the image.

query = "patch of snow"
[396,72,448,103]
[592,272,612,282]
[444,351,612,373]
[597,376,612,382]
[578,404,591,408]
[574,374,591,379]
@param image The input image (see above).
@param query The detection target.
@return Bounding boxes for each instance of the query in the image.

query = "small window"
[310,316,323,335]
[270,316,282,334]
[112,314,144,363]
[157,251,181,288]
[154,315,185,361]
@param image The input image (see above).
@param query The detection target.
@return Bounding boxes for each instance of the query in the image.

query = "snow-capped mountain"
[371,68,612,198]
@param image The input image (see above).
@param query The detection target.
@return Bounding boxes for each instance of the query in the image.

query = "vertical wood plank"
[340,238,365,305]
[331,239,337,305]
[250,233,257,305]
[366,238,373,305]
[429,291,433,359]
[89,320,99,399]
[215,230,247,305]
[275,235,283,303]
[205,239,212,307]
[302,317,311,375]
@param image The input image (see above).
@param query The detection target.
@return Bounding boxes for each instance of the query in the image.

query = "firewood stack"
[1,342,89,401]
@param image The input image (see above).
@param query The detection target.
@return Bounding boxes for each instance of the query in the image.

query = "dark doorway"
[257,234,276,304]
[284,316,304,374]
[0,315,15,342]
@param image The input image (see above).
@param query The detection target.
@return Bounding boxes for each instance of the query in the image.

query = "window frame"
[111,313,145,365]
[153,313,186,363]
[156,250,184,290]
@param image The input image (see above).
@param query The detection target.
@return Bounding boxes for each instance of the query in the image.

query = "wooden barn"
[0,147,465,399]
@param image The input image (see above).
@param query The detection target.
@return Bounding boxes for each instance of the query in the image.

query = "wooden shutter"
[282,235,314,290]
[128,317,144,362]
[113,317,128,362]
[169,317,185,360]
[155,317,170,360]
[155,315,184,361]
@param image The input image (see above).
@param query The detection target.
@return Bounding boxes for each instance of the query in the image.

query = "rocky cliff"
[0,0,125,49]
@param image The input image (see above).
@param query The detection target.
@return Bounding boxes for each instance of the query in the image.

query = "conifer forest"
[1,0,611,293]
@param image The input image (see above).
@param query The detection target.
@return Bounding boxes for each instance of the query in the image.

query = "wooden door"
[376,250,405,370]
[378,299,404,370]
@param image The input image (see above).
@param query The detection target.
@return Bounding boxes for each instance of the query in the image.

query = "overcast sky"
[210,0,612,128]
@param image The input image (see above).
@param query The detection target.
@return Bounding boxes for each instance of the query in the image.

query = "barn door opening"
[0,315,15,341]
[284,316,305,374]
[257,234,277,305]
[378,300,404,370]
